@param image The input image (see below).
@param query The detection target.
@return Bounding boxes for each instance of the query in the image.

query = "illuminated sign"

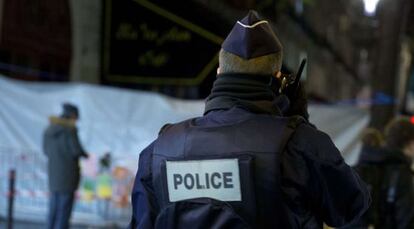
[103,0,227,85]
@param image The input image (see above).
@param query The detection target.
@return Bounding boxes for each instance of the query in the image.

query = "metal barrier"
[7,169,15,229]
[0,146,133,227]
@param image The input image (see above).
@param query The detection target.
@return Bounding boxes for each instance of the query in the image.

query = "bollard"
[7,169,15,229]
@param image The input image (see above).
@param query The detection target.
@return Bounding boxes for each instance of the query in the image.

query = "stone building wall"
[69,0,102,84]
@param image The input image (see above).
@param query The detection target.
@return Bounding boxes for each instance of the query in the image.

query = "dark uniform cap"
[221,10,282,60]
[62,103,79,118]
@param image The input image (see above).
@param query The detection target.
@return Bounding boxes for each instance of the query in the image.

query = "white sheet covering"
[0,76,369,225]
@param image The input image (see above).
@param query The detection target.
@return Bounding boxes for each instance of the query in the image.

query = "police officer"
[130,10,370,229]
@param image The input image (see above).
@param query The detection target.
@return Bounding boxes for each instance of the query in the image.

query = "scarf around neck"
[204,73,288,115]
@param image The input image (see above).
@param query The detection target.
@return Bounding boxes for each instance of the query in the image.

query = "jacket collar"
[204,73,285,116]
[49,116,76,128]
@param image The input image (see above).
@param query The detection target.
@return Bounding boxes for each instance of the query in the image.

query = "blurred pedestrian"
[43,103,89,229]
[361,128,384,148]
[99,152,112,173]
[345,118,414,229]
[129,10,369,229]
[96,152,112,219]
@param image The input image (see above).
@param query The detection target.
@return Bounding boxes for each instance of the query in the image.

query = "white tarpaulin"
[0,76,369,226]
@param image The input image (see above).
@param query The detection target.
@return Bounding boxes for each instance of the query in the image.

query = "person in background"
[129,10,369,229]
[345,118,414,229]
[361,128,384,148]
[99,152,112,173]
[97,152,112,219]
[43,103,89,229]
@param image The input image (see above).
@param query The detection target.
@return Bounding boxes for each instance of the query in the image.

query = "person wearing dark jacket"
[345,118,414,229]
[129,10,370,229]
[43,103,89,229]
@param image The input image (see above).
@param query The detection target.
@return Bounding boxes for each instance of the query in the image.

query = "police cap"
[221,10,282,60]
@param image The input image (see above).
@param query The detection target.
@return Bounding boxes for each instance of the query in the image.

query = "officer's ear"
[217,67,221,74]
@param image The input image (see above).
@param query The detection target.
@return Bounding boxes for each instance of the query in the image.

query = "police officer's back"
[130,11,370,229]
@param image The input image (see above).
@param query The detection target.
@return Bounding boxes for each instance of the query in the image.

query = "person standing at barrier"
[43,103,89,229]
[129,10,370,228]
[344,118,414,229]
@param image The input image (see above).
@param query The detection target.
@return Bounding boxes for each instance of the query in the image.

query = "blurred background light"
[363,0,380,15]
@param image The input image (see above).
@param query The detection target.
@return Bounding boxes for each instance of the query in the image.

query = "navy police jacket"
[130,107,370,228]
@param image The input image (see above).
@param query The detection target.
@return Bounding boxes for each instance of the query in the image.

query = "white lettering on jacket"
[166,159,241,202]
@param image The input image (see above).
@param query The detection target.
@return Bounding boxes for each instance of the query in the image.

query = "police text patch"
[166,159,241,202]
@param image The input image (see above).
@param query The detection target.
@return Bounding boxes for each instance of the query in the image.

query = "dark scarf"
[204,73,289,115]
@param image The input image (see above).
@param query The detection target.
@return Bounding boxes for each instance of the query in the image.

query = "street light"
[363,0,380,16]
